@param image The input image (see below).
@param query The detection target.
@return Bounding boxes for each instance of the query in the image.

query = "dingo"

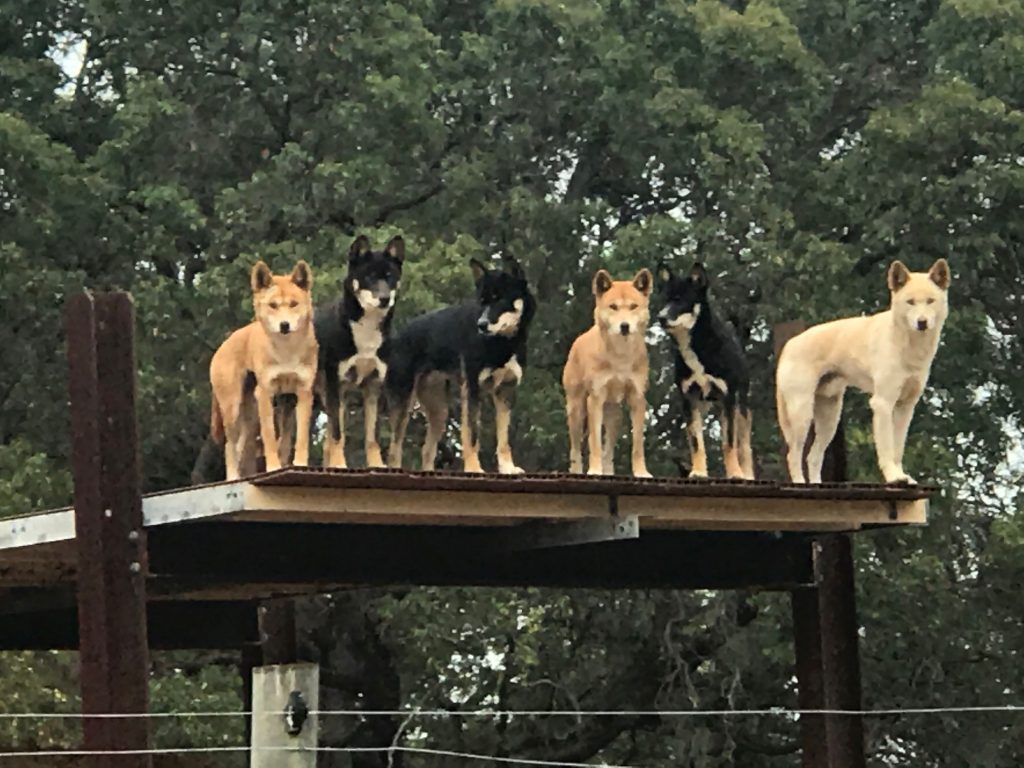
[776,259,951,484]
[563,269,653,477]
[386,258,535,474]
[655,262,753,479]
[209,261,317,480]
[316,235,404,469]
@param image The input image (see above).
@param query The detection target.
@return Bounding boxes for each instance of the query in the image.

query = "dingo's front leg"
[255,384,281,473]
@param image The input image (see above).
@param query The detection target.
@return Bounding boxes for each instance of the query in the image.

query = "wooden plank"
[242,485,609,521]
[233,485,926,531]
[67,293,152,766]
[646,519,856,532]
[624,497,926,528]
[229,510,524,527]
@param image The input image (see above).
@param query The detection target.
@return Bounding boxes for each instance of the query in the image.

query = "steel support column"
[67,292,152,767]
[777,320,865,768]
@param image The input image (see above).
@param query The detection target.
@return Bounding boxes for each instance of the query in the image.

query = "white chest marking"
[352,312,384,354]
[485,299,524,337]
[478,355,523,388]
[672,330,727,398]
[338,312,387,386]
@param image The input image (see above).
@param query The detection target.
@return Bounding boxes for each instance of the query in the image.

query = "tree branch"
[374,181,444,225]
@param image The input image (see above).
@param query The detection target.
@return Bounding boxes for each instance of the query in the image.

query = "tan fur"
[776,259,951,484]
[390,357,526,475]
[562,269,653,477]
[209,261,318,480]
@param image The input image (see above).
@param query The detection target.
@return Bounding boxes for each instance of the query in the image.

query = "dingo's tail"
[210,395,225,444]
[775,383,790,447]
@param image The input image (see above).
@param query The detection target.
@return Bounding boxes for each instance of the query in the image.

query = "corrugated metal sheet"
[250,466,936,501]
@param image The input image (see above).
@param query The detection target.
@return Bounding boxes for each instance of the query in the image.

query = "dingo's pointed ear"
[385,236,405,263]
[689,262,709,291]
[887,260,911,292]
[592,269,613,296]
[251,261,273,293]
[633,268,653,297]
[928,258,951,290]
[469,258,489,283]
[349,235,371,263]
[656,261,673,286]
[290,260,313,291]
[504,256,526,281]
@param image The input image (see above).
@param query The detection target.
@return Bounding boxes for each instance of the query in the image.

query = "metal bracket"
[502,515,640,551]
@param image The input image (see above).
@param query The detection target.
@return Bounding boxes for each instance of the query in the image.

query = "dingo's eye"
[926,298,935,305]
[269,302,279,310]
[907,299,916,306]
[609,304,619,311]
[289,300,298,308]
[629,303,638,311]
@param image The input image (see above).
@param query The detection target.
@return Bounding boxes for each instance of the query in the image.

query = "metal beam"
[148,523,815,591]
[142,481,249,526]
[0,601,259,650]
[67,292,152,767]
[502,515,639,550]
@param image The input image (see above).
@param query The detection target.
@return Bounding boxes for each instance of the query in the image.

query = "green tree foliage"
[2,0,1024,764]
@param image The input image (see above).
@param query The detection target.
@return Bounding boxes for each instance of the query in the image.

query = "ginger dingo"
[563,269,653,477]
[209,261,317,480]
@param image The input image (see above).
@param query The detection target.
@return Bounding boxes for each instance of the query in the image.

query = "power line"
[0,708,1019,720]
[0,745,637,767]
[313,706,1024,718]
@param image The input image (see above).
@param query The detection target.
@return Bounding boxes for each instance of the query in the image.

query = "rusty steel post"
[67,292,152,768]
[776,320,864,768]
[259,599,298,665]
[792,587,829,767]
[817,532,866,768]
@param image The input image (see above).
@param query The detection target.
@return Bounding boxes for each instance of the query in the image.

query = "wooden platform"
[0,468,931,650]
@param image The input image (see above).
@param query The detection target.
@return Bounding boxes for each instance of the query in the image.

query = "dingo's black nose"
[378,296,390,308]
[916,319,928,331]
[279,321,291,334]
[478,319,489,332]
[619,323,630,336]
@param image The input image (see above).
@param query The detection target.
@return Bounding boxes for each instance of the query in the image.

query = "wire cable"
[3,705,1023,719]
[0,744,636,766]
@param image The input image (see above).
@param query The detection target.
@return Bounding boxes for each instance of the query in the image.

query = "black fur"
[656,261,750,438]
[315,235,404,442]
[386,258,535,455]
